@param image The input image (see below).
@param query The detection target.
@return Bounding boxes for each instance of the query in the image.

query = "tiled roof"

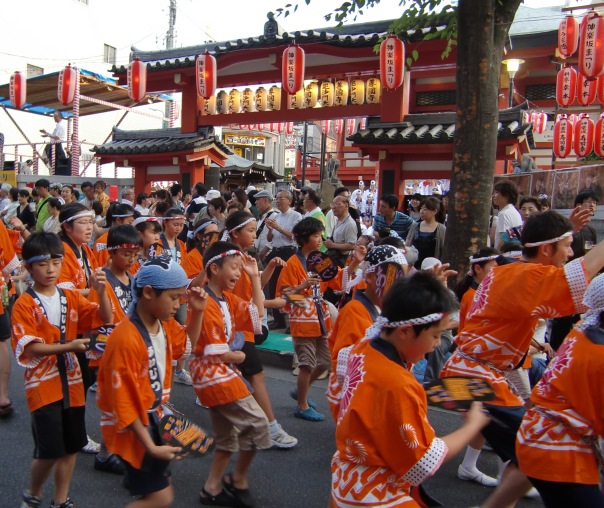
[215,154,281,183]
[92,127,230,155]
[347,103,536,147]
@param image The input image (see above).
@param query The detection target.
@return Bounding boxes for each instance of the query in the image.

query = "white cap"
[421,257,442,271]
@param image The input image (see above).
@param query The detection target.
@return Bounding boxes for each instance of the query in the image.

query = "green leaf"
[406,57,413,67]
[412,49,419,61]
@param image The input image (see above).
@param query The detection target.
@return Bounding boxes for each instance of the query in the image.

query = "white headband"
[112,213,134,218]
[133,216,161,227]
[362,313,445,342]
[220,217,256,241]
[523,231,573,248]
[469,255,499,265]
[205,249,243,267]
[163,215,186,221]
[61,211,94,224]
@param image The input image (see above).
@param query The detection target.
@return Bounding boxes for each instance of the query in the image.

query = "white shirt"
[36,289,61,327]
[121,198,134,207]
[255,207,275,252]
[496,203,523,238]
[325,209,337,238]
[52,120,66,143]
[272,207,302,248]
[134,204,149,215]
[149,323,167,387]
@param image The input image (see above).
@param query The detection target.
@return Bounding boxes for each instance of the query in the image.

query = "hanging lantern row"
[528,111,548,134]
[553,113,604,158]
[558,10,604,80]
[237,122,294,134]
[555,65,604,107]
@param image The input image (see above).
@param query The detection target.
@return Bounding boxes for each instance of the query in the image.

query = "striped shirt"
[373,211,414,238]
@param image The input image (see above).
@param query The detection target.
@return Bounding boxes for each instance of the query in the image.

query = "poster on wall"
[552,170,580,209]
[530,171,554,199]
[578,165,604,201]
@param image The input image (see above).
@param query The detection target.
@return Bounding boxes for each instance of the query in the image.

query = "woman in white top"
[43,198,62,235]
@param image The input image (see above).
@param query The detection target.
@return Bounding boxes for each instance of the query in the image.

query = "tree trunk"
[443,0,522,284]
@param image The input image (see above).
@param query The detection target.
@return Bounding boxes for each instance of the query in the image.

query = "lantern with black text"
[558,15,580,58]
[573,114,595,157]
[268,86,281,111]
[228,89,241,114]
[216,91,228,114]
[568,113,579,126]
[58,65,77,105]
[335,80,349,106]
[346,118,356,136]
[531,111,548,135]
[127,60,146,102]
[553,115,573,158]
[320,82,334,107]
[321,120,331,135]
[9,71,26,109]
[380,35,405,90]
[350,78,365,105]
[577,73,597,106]
[242,88,255,112]
[196,52,216,99]
[334,119,344,135]
[204,95,217,115]
[594,113,604,157]
[305,82,318,108]
[579,11,604,79]
[254,88,268,112]
[365,78,381,104]
[282,45,305,94]
[556,66,577,107]
[290,89,305,109]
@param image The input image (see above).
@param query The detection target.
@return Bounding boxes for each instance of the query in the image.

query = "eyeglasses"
[73,220,95,227]
[116,249,140,259]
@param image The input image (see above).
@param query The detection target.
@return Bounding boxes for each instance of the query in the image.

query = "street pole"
[164,0,176,129]
[301,121,308,186]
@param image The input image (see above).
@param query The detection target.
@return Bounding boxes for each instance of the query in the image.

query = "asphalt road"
[1,354,543,508]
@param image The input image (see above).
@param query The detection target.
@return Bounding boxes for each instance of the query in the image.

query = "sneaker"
[271,425,298,449]
[174,369,192,386]
[49,498,74,508]
[457,465,498,487]
[317,369,328,380]
[20,491,41,508]
[94,454,125,474]
[81,436,100,454]
[525,487,541,499]
[88,381,98,393]
[294,406,324,421]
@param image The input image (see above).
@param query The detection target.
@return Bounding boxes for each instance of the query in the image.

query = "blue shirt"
[373,211,413,238]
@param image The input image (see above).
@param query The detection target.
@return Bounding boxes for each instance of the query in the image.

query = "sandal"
[223,473,255,508]
[199,487,237,507]
[294,406,325,421]
[0,401,13,418]
[289,389,316,409]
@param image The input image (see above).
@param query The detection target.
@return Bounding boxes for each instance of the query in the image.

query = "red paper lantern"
[558,15,580,58]
[9,71,26,109]
[257,124,265,132]
[128,59,147,102]
[379,35,405,91]
[282,45,305,95]
[573,113,594,157]
[553,115,573,158]
[556,66,577,107]
[594,113,604,157]
[270,122,280,132]
[568,113,579,126]
[597,74,604,104]
[530,111,548,134]
[334,119,344,135]
[284,122,294,135]
[577,73,597,106]
[321,120,331,135]
[346,118,356,136]
[57,65,77,105]
[359,118,368,130]
[579,11,604,79]
[196,52,216,99]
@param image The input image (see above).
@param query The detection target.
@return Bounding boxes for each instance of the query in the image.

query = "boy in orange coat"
[13,232,113,508]
[97,256,206,508]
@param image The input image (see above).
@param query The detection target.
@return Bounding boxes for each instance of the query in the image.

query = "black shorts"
[0,310,10,342]
[481,404,526,464]
[122,418,171,497]
[31,401,87,459]
[528,477,604,508]
[238,341,264,377]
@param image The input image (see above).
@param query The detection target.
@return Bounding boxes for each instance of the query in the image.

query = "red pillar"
[376,153,402,199]
[133,163,148,194]
[379,74,409,123]
[181,82,201,133]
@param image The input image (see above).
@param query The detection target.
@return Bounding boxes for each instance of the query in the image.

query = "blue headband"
[24,254,63,265]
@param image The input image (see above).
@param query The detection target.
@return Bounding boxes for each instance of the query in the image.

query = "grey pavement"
[1,352,543,508]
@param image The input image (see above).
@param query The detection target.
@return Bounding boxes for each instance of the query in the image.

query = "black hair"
[226,203,243,213]
[135,218,162,235]
[73,189,80,201]
[59,202,89,235]
[155,189,174,207]
[232,188,248,207]
[455,247,500,301]
[422,196,445,224]
[163,207,186,219]
[248,189,259,207]
[61,185,74,195]
[91,200,103,216]
[8,187,18,201]
[106,202,135,227]
[18,188,30,199]
[170,183,182,197]
[376,236,405,249]
[223,210,255,236]
[521,210,573,258]
[136,192,148,205]
[107,224,143,249]
[333,186,349,198]
[519,196,542,211]
[203,241,241,278]
[209,196,227,214]
[306,188,321,207]
[47,197,62,211]
[31,188,38,198]
[292,217,324,246]
[381,271,459,336]
[380,193,399,209]
[81,181,93,190]
[186,219,217,252]
[540,196,551,209]
[493,180,519,207]
[22,231,64,263]
[34,178,49,190]
[194,182,207,196]
[93,180,107,190]
[374,227,392,240]
[575,190,600,206]
[154,201,170,216]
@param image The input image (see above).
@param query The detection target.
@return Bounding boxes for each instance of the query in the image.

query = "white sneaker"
[89,381,98,392]
[271,425,298,449]
[525,487,541,499]
[174,369,192,385]
[457,465,499,487]
[82,436,101,454]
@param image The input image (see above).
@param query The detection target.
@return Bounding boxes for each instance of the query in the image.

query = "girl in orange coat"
[93,202,136,267]
[181,219,219,279]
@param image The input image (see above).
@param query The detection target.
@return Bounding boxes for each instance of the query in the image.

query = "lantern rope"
[79,95,170,121]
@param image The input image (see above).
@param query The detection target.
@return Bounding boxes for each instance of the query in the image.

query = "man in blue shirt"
[373,194,414,239]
